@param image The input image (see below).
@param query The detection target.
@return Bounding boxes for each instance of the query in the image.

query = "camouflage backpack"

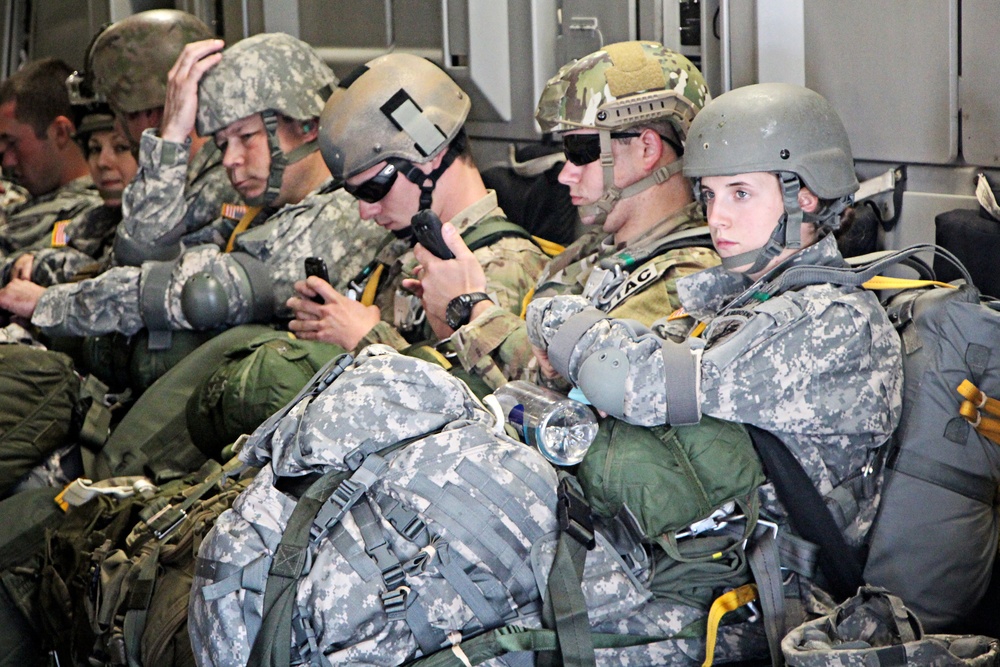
[189,347,771,667]
[782,586,1000,666]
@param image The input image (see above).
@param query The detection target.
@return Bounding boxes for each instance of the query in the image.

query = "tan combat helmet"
[196,32,337,207]
[685,82,858,273]
[536,41,710,224]
[89,9,213,114]
[318,52,470,209]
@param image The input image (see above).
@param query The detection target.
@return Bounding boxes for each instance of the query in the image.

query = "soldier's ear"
[50,116,76,148]
[798,187,820,214]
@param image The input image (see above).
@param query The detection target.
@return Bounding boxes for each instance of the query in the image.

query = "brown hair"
[0,58,75,138]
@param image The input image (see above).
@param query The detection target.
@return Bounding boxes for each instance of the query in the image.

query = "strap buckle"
[557,477,595,550]
[381,585,412,620]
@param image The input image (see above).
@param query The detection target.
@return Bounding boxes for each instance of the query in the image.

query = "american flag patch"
[50,220,70,247]
[220,203,248,221]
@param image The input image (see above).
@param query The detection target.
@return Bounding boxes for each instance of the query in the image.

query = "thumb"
[442,223,474,260]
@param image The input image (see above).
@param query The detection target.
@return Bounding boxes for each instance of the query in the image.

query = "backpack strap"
[745,425,864,601]
[460,215,564,257]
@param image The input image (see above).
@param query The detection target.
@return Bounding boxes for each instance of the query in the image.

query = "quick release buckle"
[557,477,595,550]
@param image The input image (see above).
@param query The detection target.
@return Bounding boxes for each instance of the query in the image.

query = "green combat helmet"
[89,9,213,114]
[195,32,337,207]
[684,82,858,274]
[318,52,471,210]
[535,41,710,224]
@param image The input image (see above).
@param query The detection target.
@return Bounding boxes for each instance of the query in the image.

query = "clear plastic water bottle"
[492,381,598,466]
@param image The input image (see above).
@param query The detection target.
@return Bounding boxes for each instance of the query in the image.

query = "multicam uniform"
[31,184,384,337]
[0,176,102,257]
[451,202,719,390]
[355,190,548,354]
[527,233,904,546]
[114,131,241,261]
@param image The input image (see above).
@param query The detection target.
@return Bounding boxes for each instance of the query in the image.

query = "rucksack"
[782,585,1000,666]
[0,344,81,496]
[30,457,249,666]
[189,347,771,667]
[762,244,1000,632]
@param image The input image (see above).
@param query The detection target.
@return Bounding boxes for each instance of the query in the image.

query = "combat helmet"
[684,82,858,274]
[195,33,337,207]
[536,41,710,224]
[318,52,471,210]
[89,9,213,114]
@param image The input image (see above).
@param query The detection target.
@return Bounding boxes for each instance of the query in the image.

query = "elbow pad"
[114,231,181,267]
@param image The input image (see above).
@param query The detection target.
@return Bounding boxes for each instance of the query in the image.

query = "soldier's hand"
[287,279,381,350]
[11,253,33,281]
[412,222,488,326]
[0,278,45,318]
[161,39,225,144]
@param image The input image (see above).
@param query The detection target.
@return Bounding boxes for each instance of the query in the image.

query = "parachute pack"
[189,346,773,667]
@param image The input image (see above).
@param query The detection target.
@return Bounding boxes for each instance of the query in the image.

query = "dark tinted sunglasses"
[345,159,404,203]
[562,132,640,166]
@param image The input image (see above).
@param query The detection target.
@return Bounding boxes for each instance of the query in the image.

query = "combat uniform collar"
[594,201,704,264]
[446,189,503,236]
[679,233,846,320]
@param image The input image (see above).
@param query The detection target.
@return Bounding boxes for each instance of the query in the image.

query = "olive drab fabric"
[89,9,214,114]
[782,586,1000,667]
[186,331,345,457]
[189,347,770,666]
[0,345,80,495]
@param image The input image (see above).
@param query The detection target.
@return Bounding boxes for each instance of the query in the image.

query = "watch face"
[446,293,488,330]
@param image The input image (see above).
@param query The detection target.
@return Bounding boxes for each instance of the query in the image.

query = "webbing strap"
[891,448,995,506]
[958,379,1000,419]
[701,584,759,667]
[539,530,594,667]
[122,543,161,667]
[434,543,509,636]
[225,205,265,252]
[745,527,786,667]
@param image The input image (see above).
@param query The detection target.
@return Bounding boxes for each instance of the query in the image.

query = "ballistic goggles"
[562,131,683,166]
[344,159,406,203]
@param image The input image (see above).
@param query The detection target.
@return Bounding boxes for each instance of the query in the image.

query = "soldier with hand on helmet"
[0,33,382,344]
[287,53,548,353]
[413,41,720,391]
[527,83,903,617]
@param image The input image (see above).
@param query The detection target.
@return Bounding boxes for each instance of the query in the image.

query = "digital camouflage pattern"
[783,586,999,667]
[1,204,120,286]
[527,233,903,547]
[535,40,709,138]
[31,184,384,336]
[189,346,768,666]
[0,177,28,210]
[451,202,719,391]
[196,32,335,136]
[319,52,471,180]
[89,9,214,114]
[115,131,241,261]
[0,175,102,257]
[356,191,548,353]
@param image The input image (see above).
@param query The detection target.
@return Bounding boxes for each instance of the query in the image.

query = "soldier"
[527,83,903,615]
[412,41,719,391]
[1,77,138,286]
[0,32,383,345]
[287,53,548,356]
[0,57,102,256]
[87,9,241,265]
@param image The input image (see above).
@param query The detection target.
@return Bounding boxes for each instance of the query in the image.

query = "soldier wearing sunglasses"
[287,53,548,355]
[414,41,721,391]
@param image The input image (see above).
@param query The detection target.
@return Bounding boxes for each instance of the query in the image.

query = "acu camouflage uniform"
[31,183,384,337]
[528,233,903,576]
[0,175,102,257]
[355,190,548,354]
[0,177,27,210]
[114,132,240,262]
[452,201,718,390]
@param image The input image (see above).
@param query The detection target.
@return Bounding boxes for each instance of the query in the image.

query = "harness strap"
[702,584,759,667]
[745,526,786,667]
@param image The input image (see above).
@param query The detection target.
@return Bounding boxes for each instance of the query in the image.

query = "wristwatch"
[446,292,492,330]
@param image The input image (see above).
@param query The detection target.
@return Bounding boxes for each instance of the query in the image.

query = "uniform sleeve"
[32,266,145,337]
[119,130,193,248]
[29,246,107,286]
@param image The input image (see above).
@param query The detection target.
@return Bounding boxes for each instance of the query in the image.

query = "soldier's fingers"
[442,223,475,261]
[170,39,224,82]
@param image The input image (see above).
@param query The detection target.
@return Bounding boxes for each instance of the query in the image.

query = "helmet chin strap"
[719,172,804,275]
[577,129,685,225]
[244,110,320,207]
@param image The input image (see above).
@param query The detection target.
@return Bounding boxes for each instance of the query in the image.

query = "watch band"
[446,292,492,330]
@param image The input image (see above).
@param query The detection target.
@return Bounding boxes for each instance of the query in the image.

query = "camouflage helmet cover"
[90,9,213,114]
[318,52,471,180]
[196,32,336,137]
[683,82,858,200]
[535,40,709,141]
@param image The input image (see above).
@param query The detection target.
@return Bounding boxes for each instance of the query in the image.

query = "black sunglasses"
[344,160,404,203]
[562,132,640,166]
